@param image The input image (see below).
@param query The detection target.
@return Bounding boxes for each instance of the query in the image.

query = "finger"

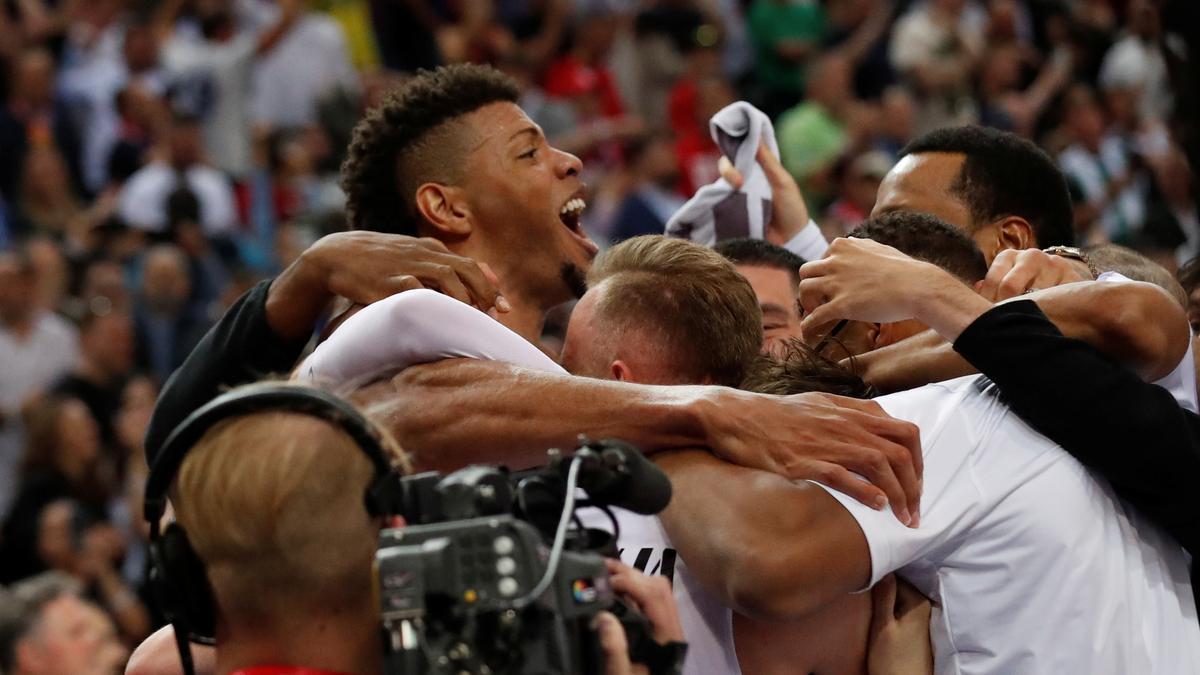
[978,251,1017,301]
[607,567,683,643]
[833,398,924,484]
[475,262,511,313]
[417,262,474,306]
[870,574,899,638]
[445,256,502,312]
[814,462,889,511]
[358,275,423,304]
[595,612,634,675]
[718,156,743,189]
[845,442,911,526]
[800,300,848,337]
[995,262,1040,301]
[851,416,923,518]
[797,257,835,280]
[415,236,452,254]
[797,275,835,314]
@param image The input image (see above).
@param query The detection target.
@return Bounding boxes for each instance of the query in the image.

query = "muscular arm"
[653,450,869,622]
[855,280,1189,392]
[356,360,711,472]
[360,359,923,522]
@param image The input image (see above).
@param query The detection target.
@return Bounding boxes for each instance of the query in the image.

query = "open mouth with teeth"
[559,196,599,257]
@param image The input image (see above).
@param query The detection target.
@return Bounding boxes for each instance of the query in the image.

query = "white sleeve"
[295,289,565,388]
[811,381,986,588]
[783,219,828,261]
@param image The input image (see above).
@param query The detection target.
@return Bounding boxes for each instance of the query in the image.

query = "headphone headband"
[144,382,396,528]
[144,382,402,656]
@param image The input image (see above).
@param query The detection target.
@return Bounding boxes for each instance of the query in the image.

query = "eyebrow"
[760,302,792,319]
[508,126,541,144]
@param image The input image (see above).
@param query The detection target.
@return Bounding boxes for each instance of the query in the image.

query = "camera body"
[375,440,683,675]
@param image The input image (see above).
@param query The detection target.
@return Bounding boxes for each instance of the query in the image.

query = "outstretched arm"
[363,359,923,524]
[654,450,870,622]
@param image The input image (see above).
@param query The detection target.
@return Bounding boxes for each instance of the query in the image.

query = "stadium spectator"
[0,250,78,520]
[0,572,127,675]
[117,113,238,239]
[133,245,208,384]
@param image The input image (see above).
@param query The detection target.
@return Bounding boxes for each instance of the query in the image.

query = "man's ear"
[875,322,902,350]
[994,216,1036,254]
[414,183,473,237]
[864,322,884,351]
[610,360,635,382]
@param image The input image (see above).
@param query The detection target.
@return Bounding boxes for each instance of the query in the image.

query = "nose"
[555,147,583,178]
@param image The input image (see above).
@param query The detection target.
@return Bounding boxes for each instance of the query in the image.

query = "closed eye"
[519,148,538,160]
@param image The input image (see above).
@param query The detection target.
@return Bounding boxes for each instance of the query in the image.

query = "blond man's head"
[561,235,763,386]
[171,411,385,626]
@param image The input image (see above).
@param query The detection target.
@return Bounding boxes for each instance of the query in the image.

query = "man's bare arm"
[359,359,923,524]
[854,280,1189,392]
[654,450,870,621]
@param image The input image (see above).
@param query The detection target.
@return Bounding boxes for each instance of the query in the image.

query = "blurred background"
[0,0,1197,666]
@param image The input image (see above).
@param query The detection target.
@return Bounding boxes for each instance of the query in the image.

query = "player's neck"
[442,239,549,344]
[494,296,547,345]
[216,608,381,675]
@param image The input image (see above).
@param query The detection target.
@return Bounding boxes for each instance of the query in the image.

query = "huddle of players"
[132,64,1200,675]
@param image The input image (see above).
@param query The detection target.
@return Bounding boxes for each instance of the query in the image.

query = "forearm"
[1021,281,1189,381]
[954,301,1200,554]
[655,450,869,621]
[858,280,1187,390]
[851,332,974,393]
[358,359,712,472]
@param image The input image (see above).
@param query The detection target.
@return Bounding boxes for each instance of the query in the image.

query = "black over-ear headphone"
[143,383,404,674]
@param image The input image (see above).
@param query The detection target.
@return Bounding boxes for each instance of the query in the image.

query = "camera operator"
[127,384,684,675]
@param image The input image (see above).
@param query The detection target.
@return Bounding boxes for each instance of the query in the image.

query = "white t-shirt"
[816,375,1200,675]
[162,33,258,176]
[117,162,238,236]
[296,290,741,675]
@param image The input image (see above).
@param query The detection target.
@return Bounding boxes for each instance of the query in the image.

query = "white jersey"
[817,375,1200,675]
[297,289,741,675]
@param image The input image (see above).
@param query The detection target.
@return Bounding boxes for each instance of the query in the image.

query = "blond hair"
[587,236,763,386]
[172,411,386,621]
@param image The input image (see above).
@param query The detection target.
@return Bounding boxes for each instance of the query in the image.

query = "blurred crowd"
[0,0,1197,670]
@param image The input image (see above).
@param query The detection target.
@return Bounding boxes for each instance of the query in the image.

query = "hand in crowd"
[268,232,508,340]
[598,559,685,675]
[977,248,1092,301]
[718,141,812,243]
[867,575,934,675]
[798,237,991,343]
[706,388,923,526]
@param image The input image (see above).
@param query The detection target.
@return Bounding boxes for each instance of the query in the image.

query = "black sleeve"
[143,279,311,466]
[953,300,1200,556]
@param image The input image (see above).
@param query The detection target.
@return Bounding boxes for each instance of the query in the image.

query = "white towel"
[666,101,779,245]
[665,101,828,261]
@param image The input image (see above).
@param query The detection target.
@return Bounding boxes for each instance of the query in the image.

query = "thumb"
[596,612,633,675]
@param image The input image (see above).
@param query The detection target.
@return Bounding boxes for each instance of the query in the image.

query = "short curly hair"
[340,64,520,235]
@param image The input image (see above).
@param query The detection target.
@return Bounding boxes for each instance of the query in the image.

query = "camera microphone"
[569,439,673,516]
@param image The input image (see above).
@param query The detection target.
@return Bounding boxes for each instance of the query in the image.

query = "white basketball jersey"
[580,507,742,675]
